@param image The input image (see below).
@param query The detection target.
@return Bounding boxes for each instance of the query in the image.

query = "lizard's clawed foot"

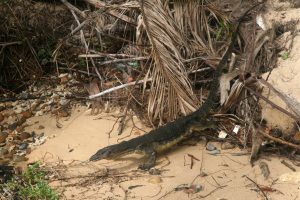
[138,163,155,170]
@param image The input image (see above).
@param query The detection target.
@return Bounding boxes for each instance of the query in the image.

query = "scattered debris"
[232,125,241,134]
[218,130,228,139]
[174,183,203,194]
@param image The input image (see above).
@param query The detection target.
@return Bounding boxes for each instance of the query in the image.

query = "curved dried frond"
[172,0,229,61]
[140,0,198,124]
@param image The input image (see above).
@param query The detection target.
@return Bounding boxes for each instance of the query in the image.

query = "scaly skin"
[89,3,261,170]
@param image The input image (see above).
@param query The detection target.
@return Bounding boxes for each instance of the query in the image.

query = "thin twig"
[245,86,299,121]
[243,175,268,200]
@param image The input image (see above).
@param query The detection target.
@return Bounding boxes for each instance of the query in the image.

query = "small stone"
[148,176,162,184]
[58,110,69,117]
[40,103,47,109]
[31,100,41,111]
[221,142,235,150]
[206,143,216,151]
[0,132,8,143]
[60,99,70,106]
[4,151,14,159]
[0,113,4,122]
[59,73,69,84]
[149,168,161,175]
[2,110,15,117]
[13,139,22,145]
[18,132,31,140]
[293,132,300,142]
[13,154,27,162]
[14,106,23,114]
[18,143,28,150]
[15,125,25,133]
[0,147,8,156]
[26,148,31,154]
[5,102,12,108]
[35,110,44,116]
[21,110,32,119]
[6,136,13,143]
[0,143,6,147]
[270,128,283,138]
[38,125,45,130]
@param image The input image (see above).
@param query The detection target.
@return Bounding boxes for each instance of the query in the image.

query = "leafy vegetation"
[280,51,290,60]
[1,163,59,200]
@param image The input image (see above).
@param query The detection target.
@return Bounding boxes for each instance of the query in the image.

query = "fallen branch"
[259,78,300,119]
[97,56,149,66]
[256,125,300,150]
[89,78,152,99]
[79,53,141,58]
[245,85,299,121]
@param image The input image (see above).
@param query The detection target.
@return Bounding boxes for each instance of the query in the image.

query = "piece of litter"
[218,130,228,139]
[207,149,220,155]
[233,125,241,134]
[206,143,216,151]
[256,14,266,30]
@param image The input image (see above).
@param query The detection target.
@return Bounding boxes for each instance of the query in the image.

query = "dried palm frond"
[140,0,198,124]
[172,0,229,57]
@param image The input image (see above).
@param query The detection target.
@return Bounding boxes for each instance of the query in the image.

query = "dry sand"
[26,108,300,200]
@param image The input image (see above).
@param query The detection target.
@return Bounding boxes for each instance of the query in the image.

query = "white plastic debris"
[218,130,228,139]
[233,125,241,134]
[256,14,266,30]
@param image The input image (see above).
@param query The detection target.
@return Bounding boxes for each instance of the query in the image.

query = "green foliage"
[216,20,230,41]
[280,51,290,60]
[2,162,59,200]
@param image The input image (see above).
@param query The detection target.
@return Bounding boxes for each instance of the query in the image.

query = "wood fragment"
[281,160,296,172]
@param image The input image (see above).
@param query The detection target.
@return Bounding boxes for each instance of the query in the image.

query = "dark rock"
[0,113,4,122]
[18,132,31,140]
[18,143,28,150]
[0,132,8,143]
[221,142,235,150]
[270,127,283,138]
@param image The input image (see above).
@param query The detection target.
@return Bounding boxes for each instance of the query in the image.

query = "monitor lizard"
[89,3,261,170]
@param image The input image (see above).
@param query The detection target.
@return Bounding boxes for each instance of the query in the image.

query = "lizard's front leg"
[137,145,157,170]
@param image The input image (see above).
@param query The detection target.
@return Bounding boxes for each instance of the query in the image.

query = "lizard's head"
[89,142,132,161]
[89,146,112,161]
